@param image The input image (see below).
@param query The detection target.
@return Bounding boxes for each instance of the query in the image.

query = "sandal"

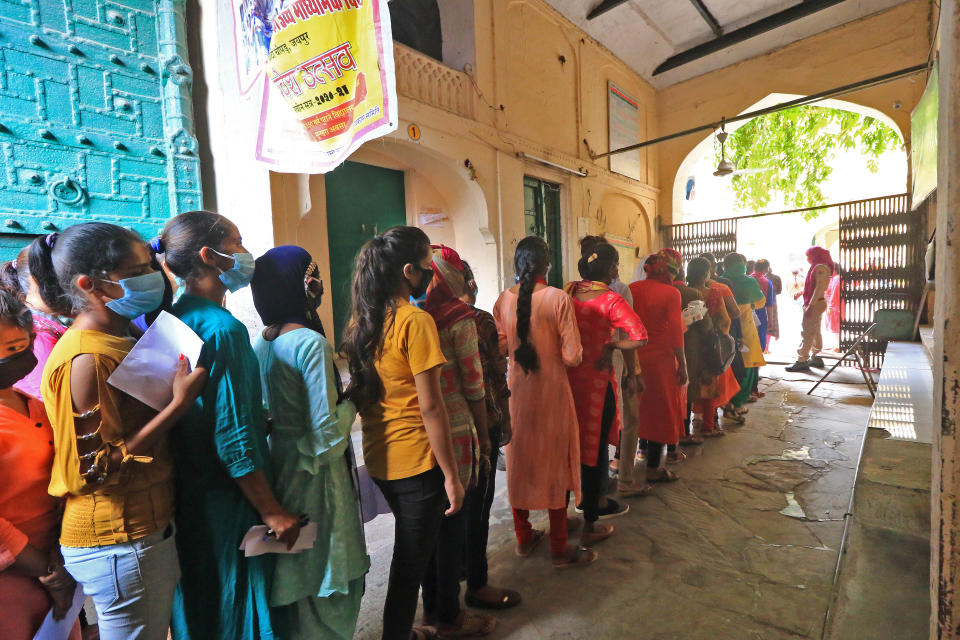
[552,545,598,569]
[464,586,522,610]
[679,435,704,445]
[581,523,614,545]
[436,611,497,639]
[646,468,679,483]
[411,627,439,640]
[515,529,545,557]
[722,409,746,425]
[703,427,726,437]
[666,451,687,464]
[617,481,654,497]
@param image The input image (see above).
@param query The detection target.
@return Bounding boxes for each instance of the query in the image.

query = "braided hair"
[513,236,549,374]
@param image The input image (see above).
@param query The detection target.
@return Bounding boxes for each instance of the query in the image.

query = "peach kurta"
[494,286,583,510]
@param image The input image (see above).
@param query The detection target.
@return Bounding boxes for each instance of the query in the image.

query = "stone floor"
[354,365,875,640]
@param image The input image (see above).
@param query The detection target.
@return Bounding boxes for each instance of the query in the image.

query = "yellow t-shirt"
[361,300,446,480]
[43,329,173,547]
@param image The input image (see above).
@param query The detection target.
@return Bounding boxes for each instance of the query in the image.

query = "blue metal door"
[0,0,201,260]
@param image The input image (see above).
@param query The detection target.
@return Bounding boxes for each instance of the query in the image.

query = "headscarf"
[643,253,673,285]
[724,261,765,305]
[803,246,835,306]
[251,245,326,336]
[424,244,475,331]
[659,248,684,279]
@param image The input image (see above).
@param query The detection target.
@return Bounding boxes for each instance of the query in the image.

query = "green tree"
[721,106,902,219]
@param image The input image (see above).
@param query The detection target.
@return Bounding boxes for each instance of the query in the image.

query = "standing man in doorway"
[786,246,834,372]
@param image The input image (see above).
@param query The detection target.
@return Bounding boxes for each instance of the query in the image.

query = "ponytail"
[340,226,431,412]
[29,233,68,314]
[513,236,549,374]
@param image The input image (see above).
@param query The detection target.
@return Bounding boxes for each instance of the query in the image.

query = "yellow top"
[43,329,174,547]
[360,301,446,481]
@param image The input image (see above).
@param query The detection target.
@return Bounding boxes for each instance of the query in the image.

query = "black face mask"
[0,346,37,389]
[407,265,434,299]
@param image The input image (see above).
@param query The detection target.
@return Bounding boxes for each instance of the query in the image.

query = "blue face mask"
[212,249,255,293]
[100,271,166,319]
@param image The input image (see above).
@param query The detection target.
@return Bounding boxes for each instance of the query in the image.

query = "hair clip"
[148,237,165,253]
[44,232,58,249]
[587,253,598,263]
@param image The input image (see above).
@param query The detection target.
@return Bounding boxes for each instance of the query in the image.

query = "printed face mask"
[0,342,37,389]
[100,271,166,319]
[211,249,256,293]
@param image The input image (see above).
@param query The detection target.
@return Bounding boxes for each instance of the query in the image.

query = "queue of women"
[0,212,800,640]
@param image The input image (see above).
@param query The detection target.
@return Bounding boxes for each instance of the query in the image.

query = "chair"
[807,309,916,398]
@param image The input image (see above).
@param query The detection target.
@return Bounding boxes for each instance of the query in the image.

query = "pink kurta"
[566,289,647,466]
[494,286,583,510]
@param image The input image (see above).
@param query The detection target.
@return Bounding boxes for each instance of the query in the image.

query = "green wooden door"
[523,176,563,288]
[325,161,406,345]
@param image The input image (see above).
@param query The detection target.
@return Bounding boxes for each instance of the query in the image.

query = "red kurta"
[566,287,647,466]
[629,279,685,445]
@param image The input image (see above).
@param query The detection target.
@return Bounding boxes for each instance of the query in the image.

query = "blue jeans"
[62,524,180,640]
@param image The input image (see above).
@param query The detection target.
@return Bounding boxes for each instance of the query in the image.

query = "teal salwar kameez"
[170,294,280,640]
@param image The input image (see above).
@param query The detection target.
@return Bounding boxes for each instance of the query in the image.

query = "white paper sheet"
[107,311,205,411]
[32,586,85,640]
[239,522,318,557]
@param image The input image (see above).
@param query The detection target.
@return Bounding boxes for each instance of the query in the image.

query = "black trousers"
[374,466,447,640]
[464,428,501,590]
[422,499,466,624]
[581,384,616,523]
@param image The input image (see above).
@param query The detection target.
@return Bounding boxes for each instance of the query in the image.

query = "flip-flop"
[411,627,439,640]
[703,428,726,437]
[617,482,654,497]
[666,451,687,464]
[464,587,522,610]
[647,468,679,483]
[680,435,705,445]
[515,529,546,557]
[436,611,497,639]
[552,545,598,569]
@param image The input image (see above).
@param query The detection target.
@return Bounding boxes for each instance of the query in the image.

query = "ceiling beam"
[653,0,846,76]
[688,0,723,38]
[587,0,630,21]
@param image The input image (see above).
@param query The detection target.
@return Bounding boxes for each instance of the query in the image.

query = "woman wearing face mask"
[340,226,464,640]
[33,223,206,640]
[250,246,369,640]
[155,211,301,640]
[0,245,68,400]
[0,288,80,640]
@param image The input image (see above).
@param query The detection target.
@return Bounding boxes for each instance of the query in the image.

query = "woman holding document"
[34,223,206,640]
[156,211,302,640]
[251,246,369,640]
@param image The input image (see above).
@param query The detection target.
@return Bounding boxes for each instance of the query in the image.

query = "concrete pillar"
[933,1,960,637]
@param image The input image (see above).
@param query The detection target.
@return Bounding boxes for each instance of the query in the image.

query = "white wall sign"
[608,82,641,181]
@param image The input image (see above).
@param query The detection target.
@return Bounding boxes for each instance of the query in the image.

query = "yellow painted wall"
[656,0,932,226]
[269,0,662,338]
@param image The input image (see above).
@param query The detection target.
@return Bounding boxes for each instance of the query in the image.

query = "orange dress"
[494,286,583,510]
[0,394,80,640]
[629,279,685,445]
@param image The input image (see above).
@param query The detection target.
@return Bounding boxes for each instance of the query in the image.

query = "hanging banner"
[608,82,642,181]
[258,0,397,173]
[910,66,937,208]
[232,0,285,96]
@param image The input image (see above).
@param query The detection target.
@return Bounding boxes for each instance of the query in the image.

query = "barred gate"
[662,218,738,263]
[838,193,924,370]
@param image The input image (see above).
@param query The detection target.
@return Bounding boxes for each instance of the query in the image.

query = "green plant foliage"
[720,106,902,219]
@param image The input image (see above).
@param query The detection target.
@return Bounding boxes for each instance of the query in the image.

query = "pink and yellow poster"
[257,0,397,172]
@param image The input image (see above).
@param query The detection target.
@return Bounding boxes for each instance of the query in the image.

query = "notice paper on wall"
[107,311,205,412]
[32,586,85,640]
[239,522,318,557]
